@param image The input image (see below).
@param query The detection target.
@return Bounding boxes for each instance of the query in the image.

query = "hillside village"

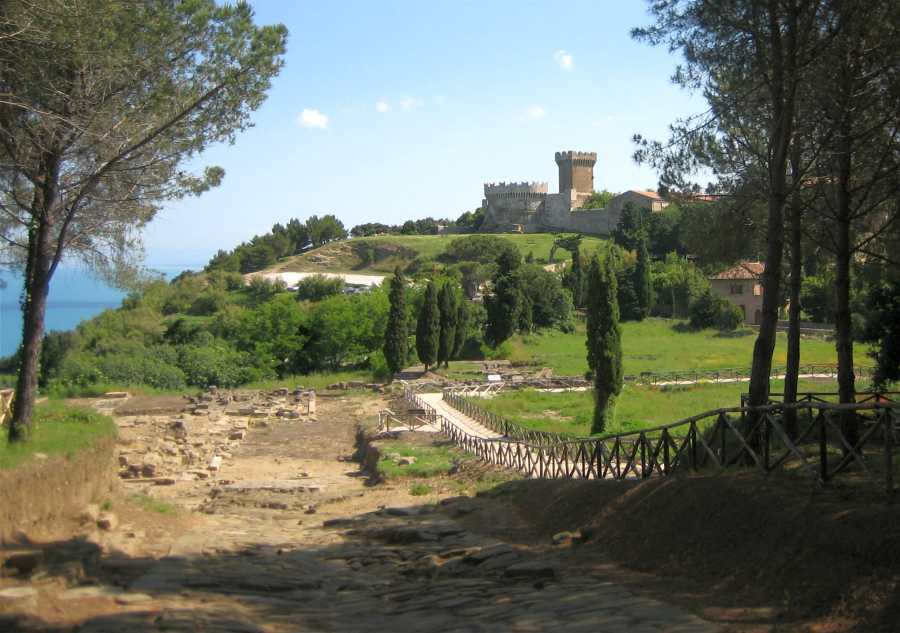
[0,2,898,633]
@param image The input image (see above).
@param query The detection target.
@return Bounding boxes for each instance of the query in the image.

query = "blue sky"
[143,0,705,268]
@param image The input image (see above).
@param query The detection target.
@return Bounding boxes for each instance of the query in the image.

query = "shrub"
[189,289,228,316]
[246,276,286,304]
[55,347,187,390]
[688,290,720,330]
[177,340,265,388]
[482,340,511,361]
[689,289,742,331]
[368,349,392,382]
[715,301,744,331]
[296,274,344,302]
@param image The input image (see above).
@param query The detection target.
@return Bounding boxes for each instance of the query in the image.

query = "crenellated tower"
[555,150,597,206]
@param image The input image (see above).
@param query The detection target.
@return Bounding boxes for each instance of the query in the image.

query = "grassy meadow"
[506,318,863,377]
[474,378,867,437]
[0,402,116,470]
[276,233,608,275]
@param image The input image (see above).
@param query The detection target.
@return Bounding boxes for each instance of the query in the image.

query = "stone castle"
[479,150,667,235]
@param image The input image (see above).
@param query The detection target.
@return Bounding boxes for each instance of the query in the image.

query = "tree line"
[634,0,900,443]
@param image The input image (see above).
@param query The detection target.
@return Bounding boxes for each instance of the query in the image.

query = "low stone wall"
[0,436,118,542]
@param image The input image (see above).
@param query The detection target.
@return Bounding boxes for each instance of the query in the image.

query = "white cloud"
[375,100,391,113]
[553,49,574,70]
[400,97,424,111]
[521,104,546,121]
[298,108,328,129]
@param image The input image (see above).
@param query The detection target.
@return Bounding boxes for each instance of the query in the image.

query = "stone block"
[97,512,118,531]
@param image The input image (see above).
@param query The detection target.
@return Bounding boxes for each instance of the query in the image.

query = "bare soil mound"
[465,473,900,631]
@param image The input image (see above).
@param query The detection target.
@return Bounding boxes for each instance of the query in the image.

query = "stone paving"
[0,395,721,633]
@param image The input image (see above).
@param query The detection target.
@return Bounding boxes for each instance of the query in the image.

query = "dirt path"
[1,395,720,633]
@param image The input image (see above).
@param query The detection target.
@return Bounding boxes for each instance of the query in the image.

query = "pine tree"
[633,234,653,320]
[586,254,623,434]
[383,267,408,379]
[437,282,458,368]
[416,281,440,372]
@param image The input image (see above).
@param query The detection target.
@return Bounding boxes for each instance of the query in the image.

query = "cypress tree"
[383,267,408,379]
[570,247,584,308]
[633,234,653,320]
[452,300,468,358]
[485,249,523,346]
[586,253,623,434]
[416,280,440,372]
[437,282,458,368]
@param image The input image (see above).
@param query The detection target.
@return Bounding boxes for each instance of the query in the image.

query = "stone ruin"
[116,386,316,484]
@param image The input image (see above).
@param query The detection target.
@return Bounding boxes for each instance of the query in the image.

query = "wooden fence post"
[662,429,670,476]
[640,433,647,478]
[819,411,829,482]
[885,407,894,496]
[690,422,698,471]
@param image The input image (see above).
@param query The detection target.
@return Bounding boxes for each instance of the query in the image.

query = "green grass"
[409,482,433,496]
[274,233,608,275]
[376,441,461,478]
[506,318,863,376]
[0,402,117,470]
[44,382,184,400]
[127,492,178,515]
[474,379,869,437]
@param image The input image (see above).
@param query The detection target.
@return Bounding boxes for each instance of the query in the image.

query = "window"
[730,284,744,295]
[753,283,762,296]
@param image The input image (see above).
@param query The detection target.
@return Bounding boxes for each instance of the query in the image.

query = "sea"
[0,263,201,358]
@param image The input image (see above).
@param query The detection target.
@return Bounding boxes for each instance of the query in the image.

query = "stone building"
[709,261,765,325]
[479,150,668,235]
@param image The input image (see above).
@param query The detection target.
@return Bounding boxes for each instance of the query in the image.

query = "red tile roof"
[710,261,764,280]
[628,190,664,200]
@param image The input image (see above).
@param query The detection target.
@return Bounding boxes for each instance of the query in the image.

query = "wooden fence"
[404,364,876,396]
[415,389,899,494]
[0,389,13,426]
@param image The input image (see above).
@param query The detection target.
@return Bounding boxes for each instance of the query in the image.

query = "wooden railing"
[740,391,899,407]
[377,408,440,432]
[422,389,899,494]
[442,389,570,445]
[0,389,13,426]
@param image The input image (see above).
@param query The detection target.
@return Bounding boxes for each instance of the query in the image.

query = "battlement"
[555,150,597,165]
[484,181,549,196]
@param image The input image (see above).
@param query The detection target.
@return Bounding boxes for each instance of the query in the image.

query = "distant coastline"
[0,263,201,357]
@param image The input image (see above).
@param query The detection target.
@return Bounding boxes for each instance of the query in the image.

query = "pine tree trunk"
[748,5,797,416]
[9,221,52,442]
[748,179,788,412]
[834,206,857,446]
[833,58,857,448]
[783,146,803,439]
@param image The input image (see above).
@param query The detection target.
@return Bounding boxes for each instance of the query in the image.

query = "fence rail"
[377,408,440,432]
[404,364,877,395]
[420,389,899,494]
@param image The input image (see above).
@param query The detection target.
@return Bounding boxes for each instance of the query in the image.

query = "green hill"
[264,233,608,275]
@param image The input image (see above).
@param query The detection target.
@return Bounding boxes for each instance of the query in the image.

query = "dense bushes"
[688,289,743,331]
[178,340,261,388]
[295,274,345,302]
[36,270,391,392]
